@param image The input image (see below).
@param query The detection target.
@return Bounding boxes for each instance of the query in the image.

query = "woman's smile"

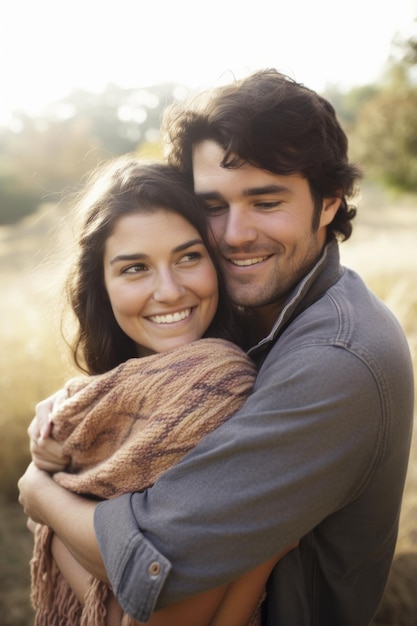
[147,307,194,325]
[103,209,219,356]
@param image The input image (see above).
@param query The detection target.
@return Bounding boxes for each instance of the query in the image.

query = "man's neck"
[243,302,285,345]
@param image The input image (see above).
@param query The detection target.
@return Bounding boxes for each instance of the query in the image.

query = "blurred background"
[1,1,417,624]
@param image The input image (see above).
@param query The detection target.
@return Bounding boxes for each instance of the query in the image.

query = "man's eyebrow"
[195,191,224,200]
[109,239,204,265]
[243,184,291,196]
[196,184,291,200]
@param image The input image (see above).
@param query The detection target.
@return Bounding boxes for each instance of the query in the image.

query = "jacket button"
[149,561,162,576]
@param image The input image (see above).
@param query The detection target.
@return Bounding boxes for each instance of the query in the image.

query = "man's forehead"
[193,146,301,195]
[192,139,226,169]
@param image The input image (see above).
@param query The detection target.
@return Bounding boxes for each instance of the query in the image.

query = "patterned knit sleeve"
[52,339,256,499]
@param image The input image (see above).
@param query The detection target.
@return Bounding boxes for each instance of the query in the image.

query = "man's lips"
[147,308,192,324]
[226,255,270,267]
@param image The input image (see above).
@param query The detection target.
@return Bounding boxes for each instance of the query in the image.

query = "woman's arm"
[50,536,228,626]
[51,535,125,626]
[19,464,296,626]
[121,550,291,626]
[40,523,288,626]
[51,534,92,603]
[46,528,292,626]
[18,462,108,582]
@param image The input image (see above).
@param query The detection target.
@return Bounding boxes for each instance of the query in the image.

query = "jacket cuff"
[94,494,172,622]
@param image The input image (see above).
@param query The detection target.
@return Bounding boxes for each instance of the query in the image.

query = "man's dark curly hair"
[162,69,362,241]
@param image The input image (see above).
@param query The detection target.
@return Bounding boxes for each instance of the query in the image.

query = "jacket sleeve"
[94,337,389,622]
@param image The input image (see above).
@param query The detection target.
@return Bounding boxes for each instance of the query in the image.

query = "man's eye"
[204,203,228,216]
[255,201,282,210]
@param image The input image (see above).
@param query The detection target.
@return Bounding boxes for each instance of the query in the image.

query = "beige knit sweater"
[31,338,258,626]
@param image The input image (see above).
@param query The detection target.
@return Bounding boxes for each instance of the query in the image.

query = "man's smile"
[228,256,270,267]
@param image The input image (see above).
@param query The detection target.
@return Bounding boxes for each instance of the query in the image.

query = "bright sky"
[0,0,416,124]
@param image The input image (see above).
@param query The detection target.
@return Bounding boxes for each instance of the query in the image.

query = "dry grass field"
[340,184,417,626]
[0,182,416,625]
[340,185,417,556]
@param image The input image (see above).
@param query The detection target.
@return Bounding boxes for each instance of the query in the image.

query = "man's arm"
[95,344,387,621]
[19,465,293,626]
[17,462,108,582]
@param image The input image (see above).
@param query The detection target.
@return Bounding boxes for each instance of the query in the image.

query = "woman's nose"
[153,270,185,302]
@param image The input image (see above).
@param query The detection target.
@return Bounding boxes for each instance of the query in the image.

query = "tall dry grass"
[340,184,417,559]
[0,203,77,501]
[0,183,416,625]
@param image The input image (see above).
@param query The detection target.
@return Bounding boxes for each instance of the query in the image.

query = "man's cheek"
[207,220,223,248]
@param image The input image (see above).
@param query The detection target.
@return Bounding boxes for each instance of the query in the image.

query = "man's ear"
[319,196,342,228]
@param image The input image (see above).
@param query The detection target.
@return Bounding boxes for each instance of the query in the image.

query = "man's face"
[192,140,340,329]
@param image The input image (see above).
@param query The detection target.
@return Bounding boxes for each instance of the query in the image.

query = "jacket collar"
[247,239,343,357]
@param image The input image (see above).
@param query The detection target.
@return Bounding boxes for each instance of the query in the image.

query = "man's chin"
[229,288,263,309]
[229,282,283,310]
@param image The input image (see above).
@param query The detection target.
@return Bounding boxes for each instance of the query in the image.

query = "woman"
[24,157,293,626]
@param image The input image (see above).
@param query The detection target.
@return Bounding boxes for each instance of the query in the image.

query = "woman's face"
[103,208,219,356]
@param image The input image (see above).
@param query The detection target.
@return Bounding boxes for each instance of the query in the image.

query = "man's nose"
[223,207,257,248]
[153,269,185,302]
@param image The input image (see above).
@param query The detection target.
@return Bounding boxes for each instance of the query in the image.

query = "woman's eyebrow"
[110,253,146,265]
[109,239,204,265]
[173,238,204,253]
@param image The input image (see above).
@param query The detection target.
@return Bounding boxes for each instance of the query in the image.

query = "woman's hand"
[26,517,39,534]
[30,433,70,473]
[17,462,54,525]
[28,390,70,472]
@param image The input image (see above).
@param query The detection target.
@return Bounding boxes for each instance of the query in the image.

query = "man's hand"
[28,390,70,472]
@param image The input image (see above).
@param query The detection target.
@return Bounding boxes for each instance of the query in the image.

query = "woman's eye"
[121,263,147,274]
[180,251,202,263]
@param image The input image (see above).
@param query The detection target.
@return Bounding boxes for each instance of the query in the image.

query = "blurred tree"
[0,171,42,224]
[322,21,417,194]
[348,19,417,193]
[352,67,417,191]
[0,82,187,225]
[323,84,378,129]
[5,114,103,193]
[400,20,417,66]
[404,37,417,64]
[50,82,186,157]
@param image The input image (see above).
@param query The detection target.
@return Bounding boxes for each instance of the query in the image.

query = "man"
[19,69,414,625]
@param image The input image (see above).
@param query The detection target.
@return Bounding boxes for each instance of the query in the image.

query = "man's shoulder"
[295,266,407,347]
[263,266,412,382]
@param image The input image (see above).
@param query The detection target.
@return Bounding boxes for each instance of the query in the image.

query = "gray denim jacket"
[95,241,414,626]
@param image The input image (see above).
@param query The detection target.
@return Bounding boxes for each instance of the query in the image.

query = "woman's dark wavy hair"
[162,68,362,241]
[65,157,238,375]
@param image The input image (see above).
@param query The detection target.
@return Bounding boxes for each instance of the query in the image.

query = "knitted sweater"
[31,338,257,626]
